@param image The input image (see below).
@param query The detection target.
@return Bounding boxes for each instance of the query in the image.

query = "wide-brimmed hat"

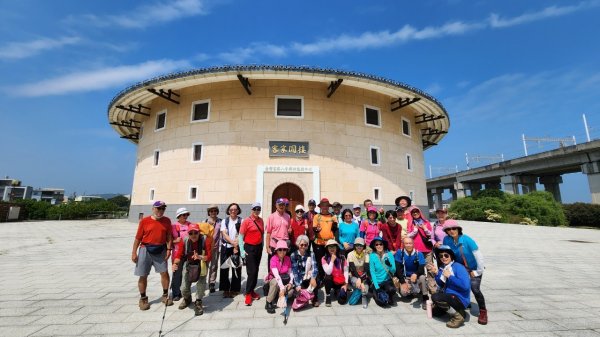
[318,198,332,208]
[369,236,388,251]
[354,237,365,246]
[176,207,190,218]
[207,204,219,214]
[332,201,342,208]
[275,240,289,250]
[434,244,455,260]
[443,219,462,235]
[152,200,166,208]
[394,196,412,207]
[325,239,339,247]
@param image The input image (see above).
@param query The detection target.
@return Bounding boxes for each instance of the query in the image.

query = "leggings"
[471,274,486,310]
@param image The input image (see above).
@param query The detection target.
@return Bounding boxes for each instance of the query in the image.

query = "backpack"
[183,235,207,280]
[292,289,314,311]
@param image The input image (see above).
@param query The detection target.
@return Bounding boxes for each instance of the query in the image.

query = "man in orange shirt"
[131,201,174,310]
[312,198,338,284]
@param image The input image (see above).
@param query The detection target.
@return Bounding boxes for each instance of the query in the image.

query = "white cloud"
[489,1,599,28]
[12,59,190,97]
[218,43,288,64]
[0,36,81,60]
[68,0,207,29]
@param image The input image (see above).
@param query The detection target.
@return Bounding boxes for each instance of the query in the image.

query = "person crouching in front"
[173,224,212,316]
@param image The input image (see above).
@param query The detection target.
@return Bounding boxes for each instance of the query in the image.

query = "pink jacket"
[407,218,433,253]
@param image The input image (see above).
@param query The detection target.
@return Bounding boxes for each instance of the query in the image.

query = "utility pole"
[583,114,591,142]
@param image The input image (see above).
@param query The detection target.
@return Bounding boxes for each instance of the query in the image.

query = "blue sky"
[0,0,598,202]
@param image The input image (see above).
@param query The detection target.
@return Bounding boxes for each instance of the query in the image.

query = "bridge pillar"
[539,175,563,202]
[463,182,481,196]
[427,189,434,210]
[432,188,444,210]
[453,182,465,199]
[519,176,538,194]
[582,162,600,204]
[501,175,519,195]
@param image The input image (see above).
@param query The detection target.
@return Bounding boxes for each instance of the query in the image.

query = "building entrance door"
[271,183,304,215]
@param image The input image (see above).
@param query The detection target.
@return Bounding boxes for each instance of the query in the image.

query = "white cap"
[352,204,361,209]
[251,202,261,209]
[295,204,305,212]
[176,207,190,218]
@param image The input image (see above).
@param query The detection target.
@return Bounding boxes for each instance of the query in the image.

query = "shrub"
[507,192,566,226]
[563,203,600,228]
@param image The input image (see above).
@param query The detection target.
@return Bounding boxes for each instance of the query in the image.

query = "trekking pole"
[158,290,170,337]
[283,287,292,325]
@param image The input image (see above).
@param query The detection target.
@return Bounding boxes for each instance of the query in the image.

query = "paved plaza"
[1,219,600,337]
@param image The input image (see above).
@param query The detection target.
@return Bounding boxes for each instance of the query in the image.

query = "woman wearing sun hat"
[347,237,370,308]
[395,195,415,227]
[312,198,338,284]
[170,207,192,301]
[426,244,471,328]
[442,220,487,325]
[264,240,293,314]
[359,206,382,247]
[321,239,349,306]
[368,236,397,307]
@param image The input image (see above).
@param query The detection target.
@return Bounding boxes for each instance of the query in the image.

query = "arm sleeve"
[321,256,334,275]
[238,233,246,256]
[271,267,284,289]
[349,262,358,277]
[343,259,349,283]
[473,249,485,276]
[369,257,380,290]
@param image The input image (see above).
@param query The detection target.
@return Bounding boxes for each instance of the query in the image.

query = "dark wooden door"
[271,183,304,214]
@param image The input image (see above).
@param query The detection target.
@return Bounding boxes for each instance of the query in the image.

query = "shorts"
[134,246,168,276]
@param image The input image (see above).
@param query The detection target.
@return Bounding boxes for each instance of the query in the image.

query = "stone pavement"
[1,219,600,337]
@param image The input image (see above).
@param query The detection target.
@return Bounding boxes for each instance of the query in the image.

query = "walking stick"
[158,291,170,337]
[283,287,293,325]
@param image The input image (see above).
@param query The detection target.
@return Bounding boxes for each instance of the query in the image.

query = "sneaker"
[161,295,174,306]
[139,296,150,310]
[194,300,203,316]
[209,283,216,293]
[179,296,192,310]
[325,295,332,307]
[245,293,253,306]
[251,291,260,300]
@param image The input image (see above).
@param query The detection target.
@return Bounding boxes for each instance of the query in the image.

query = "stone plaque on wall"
[269,141,309,158]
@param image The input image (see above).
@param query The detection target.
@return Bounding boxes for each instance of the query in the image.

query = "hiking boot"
[139,296,150,310]
[161,295,174,306]
[478,309,488,325]
[325,294,332,307]
[446,309,465,328]
[209,283,216,293]
[194,300,203,316]
[230,291,239,297]
[179,296,192,310]
[265,301,276,314]
[245,293,253,306]
[251,290,260,300]
[312,297,320,307]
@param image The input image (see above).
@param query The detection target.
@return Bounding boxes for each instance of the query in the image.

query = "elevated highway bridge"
[426,139,600,209]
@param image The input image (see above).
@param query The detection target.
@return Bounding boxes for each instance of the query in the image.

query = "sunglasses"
[374,243,384,246]
[355,244,364,248]
[188,231,199,235]
[253,207,261,211]
[299,243,308,247]
[439,253,451,258]
[296,210,304,213]
[156,207,166,210]
[447,228,458,231]
[327,245,337,249]
[276,248,288,252]
[181,213,190,217]
[209,210,218,213]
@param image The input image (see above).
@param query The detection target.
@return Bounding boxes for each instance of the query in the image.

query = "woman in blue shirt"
[426,245,471,329]
[442,220,487,325]
[368,236,397,307]
[338,208,360,256]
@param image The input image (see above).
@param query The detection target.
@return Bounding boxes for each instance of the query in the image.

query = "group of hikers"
[131,196,487,328]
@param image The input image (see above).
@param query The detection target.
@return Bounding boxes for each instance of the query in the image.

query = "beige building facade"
[107,66,449,221]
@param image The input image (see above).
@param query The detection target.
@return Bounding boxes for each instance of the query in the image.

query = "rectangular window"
[155,110,166,131]
[149,189,155,201]
[373,188,381,202]
[406,153,413,171]
[191,99,210,122]
[153,150,160,167]
[364,105,381,127]
[189,186,198,201]
[401,117,411,137]
[192,143,203,162]
[370,146,380,166]
[275,96,303,118]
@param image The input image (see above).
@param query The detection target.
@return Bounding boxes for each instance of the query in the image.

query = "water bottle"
[426,300,433,319]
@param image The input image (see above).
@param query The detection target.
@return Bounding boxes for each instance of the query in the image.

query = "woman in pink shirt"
[407,207,437,294]
[171,207,192,301]
[359,206,382,247]
[264,240,293,314]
